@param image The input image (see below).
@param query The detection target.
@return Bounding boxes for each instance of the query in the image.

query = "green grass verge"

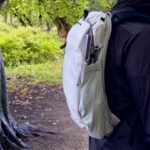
[6,60,63,84]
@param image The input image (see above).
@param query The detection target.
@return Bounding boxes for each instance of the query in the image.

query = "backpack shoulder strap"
[112,11,150,25]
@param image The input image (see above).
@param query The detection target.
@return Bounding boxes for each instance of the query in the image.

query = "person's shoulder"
[120,22,150,36]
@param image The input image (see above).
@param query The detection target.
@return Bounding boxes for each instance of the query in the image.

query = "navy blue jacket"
[89,1,150,150]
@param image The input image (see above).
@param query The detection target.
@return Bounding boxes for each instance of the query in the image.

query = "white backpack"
[63,11,120,139]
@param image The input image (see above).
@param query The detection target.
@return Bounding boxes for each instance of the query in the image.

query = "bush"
[0,23,63,66]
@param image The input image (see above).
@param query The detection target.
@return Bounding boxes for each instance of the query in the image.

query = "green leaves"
[1,0,88,26]
[0,23,63,66]
[0,0,117,67]
[1,0,117,28]
[90,0,117,11]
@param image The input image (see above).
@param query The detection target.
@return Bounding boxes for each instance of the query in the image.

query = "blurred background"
[0,0,116,80]
[0,0,116,149]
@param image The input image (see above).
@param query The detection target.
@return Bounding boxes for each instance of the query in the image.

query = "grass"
[6,59,63,84]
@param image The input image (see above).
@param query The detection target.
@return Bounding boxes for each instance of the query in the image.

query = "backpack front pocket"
[79,61,112,138]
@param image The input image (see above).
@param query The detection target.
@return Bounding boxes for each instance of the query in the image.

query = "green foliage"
[1,0,118,84]
[0,22,63,66]
[1,0,88,26]
[44,0,88,25]
[6,60,62,83]
[0,0,117,31]
[90,0,117,11]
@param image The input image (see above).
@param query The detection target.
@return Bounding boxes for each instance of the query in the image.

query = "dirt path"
[8,78,88,150]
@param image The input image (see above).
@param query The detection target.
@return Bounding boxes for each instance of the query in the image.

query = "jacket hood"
[113,0,150,16]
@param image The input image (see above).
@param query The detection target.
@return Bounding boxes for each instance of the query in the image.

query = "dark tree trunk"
[38,0,43,25]
[0,51,28,149]
[55,17,69,38]
[23,14,33,26]
[39,14,42,26]
[13,8,33,27]
[0,2,54,149]
[55,17,69,49]
[46,21,51,32]
[0,49,54,150]
[13,12,27,27]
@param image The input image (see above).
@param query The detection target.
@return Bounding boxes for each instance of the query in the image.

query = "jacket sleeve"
[125,29,150,145]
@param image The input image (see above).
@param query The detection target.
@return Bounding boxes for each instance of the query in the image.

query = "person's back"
[89,0,150,150]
